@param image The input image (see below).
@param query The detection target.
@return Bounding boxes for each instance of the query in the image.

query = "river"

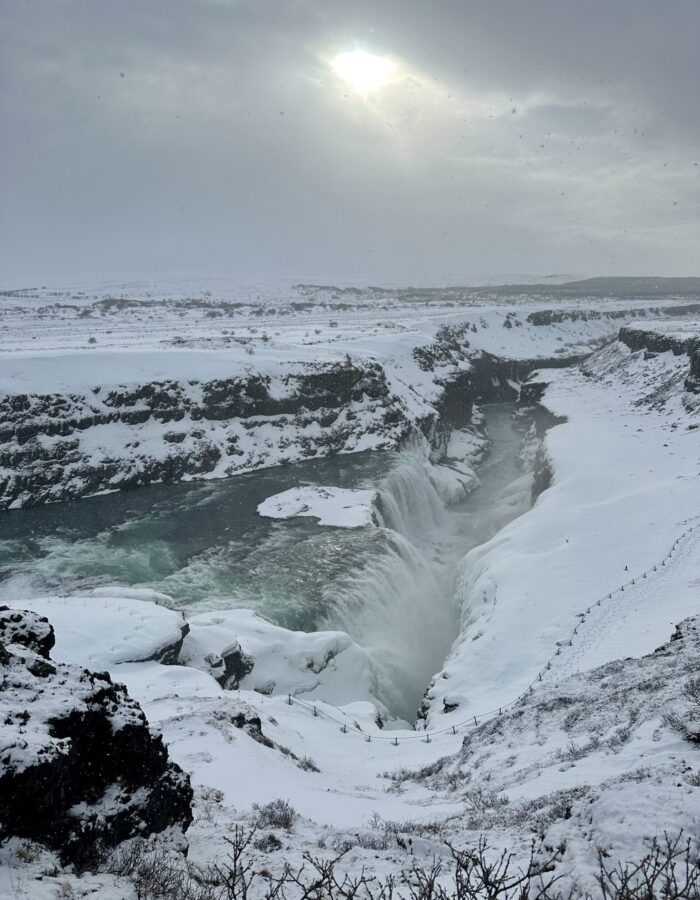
[0,403,547,720]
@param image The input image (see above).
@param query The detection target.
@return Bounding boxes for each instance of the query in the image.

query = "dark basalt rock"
[0,610,193,869]
[469,352,586,403]
[221,641,254,689]
[199,641,254,689]
[685,350,700,395]
[618,326,700,358]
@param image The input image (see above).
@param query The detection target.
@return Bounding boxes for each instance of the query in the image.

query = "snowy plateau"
[1,276,700,898]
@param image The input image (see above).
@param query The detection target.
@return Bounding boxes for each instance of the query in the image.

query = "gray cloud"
[1,0,698,282]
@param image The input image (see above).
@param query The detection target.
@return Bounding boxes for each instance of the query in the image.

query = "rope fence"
[285,520,700,746]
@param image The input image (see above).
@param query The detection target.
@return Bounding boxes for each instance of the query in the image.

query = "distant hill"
[483,276,700,298]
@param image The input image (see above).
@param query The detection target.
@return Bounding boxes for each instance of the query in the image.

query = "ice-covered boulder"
[183,608,378,707]
[178,632,254,689]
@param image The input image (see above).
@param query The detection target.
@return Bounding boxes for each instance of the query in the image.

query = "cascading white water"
[374,439,457,534]
[320,529,456,721]
[317,435,474,721]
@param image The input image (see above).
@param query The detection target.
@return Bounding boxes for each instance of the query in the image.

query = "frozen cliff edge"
[422,320,700,728]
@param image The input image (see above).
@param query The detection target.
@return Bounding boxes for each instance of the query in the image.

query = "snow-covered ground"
[1,278,699,895]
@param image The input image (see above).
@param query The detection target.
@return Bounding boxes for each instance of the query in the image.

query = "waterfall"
[321,528,457,721]
[315,406,550,722]
[318,435,473,721]
[0,401,548,725]
[374,434,470,537]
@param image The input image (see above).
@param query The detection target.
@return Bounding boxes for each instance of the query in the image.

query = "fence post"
[313,706,318,717]
[287,694,292,705]
[341,724,347,734]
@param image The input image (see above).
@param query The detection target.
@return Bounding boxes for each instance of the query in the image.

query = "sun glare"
[331,50,395,93]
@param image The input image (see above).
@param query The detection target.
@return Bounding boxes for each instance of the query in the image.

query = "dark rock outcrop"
[0,605,55,659]
[199,641,254,689]
[618,326,700,358]
[684,350,700,395]
[0,609,193,869]
[469,352,585,403]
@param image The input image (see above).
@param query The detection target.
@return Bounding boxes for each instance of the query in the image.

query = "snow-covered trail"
[547,519,700,681]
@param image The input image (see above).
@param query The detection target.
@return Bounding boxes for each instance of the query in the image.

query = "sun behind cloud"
[331,50,395,93]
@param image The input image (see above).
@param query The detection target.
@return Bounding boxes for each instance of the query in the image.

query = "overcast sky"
[1,0,699,284]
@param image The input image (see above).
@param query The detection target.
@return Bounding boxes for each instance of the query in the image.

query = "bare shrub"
[253,833,282,853]
[105,826,700,899]
[106,841,221,900]
[663,675,700,745]
[251,798,296,831]
[554,735,601,762]
[597,832,699,900]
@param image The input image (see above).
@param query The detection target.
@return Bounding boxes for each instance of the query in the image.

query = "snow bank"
[6,595,187,669]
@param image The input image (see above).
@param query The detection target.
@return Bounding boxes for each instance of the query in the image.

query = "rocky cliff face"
[0,323,594,510]
[618,322,700,414]
[687,350,700,395]
[0,607,193,868]
[0,361,411,509]
[618,325,700,357]
[469,351,585,403]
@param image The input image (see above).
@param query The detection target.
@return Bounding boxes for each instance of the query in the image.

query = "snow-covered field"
[1,277,699,896]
